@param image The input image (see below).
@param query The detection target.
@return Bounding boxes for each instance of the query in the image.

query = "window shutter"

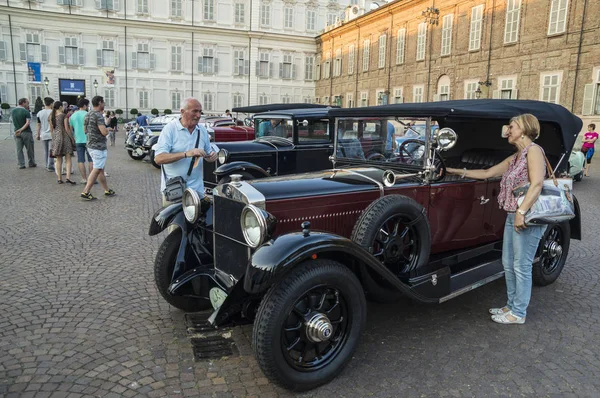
[19,43,27,62]
[97,49,103,66]
[582,84,595,116]
[113,0,120,10]
[512,88,518,99]
[41,45,48,63]
[279,62,283,78]
[57,0,65,5]
[0,42,6,61]
[78,48,85,65]
[0,85,7,103]
[150,53,156,69]
[59,46,65,64]
[233,55,239,76]
[492,90,500,99]
[114,50,119,67]
[96,0,102,9]
[131,52,137,68]
[214,57,219,73]
[255,61,260,76]
[292,64,297,80]
[198,56,203,73]
[244,60,249,75]
[269,62,274,78]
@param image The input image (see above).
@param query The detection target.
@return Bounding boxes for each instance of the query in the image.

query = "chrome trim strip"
[438,271,505,303]
[342,168,385,198]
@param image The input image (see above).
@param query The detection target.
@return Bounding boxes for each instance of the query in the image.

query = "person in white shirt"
[36,97,55,171]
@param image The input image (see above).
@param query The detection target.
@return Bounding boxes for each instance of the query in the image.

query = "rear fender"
[243,231,438,303]
[214,161,270,178]
[570,194,581,240]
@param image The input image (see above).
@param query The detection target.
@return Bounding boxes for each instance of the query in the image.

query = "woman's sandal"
[491,311,525,324]
[65,179,77,185]
[57,180,63,184]
[489,306,510,315]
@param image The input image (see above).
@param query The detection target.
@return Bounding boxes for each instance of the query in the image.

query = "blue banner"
[59,79,86,95]
[27,62,41,83]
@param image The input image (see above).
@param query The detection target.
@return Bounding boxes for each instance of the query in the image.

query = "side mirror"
[501,125,509,138]
[435,128,458,151]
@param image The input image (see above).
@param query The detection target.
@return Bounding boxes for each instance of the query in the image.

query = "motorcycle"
[125,126,151,160]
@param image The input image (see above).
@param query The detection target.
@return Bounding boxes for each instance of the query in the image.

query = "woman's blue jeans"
[502,213,547,318]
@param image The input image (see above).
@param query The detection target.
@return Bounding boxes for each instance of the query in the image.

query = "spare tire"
[351,195,431,302]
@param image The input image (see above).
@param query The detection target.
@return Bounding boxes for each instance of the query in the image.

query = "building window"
[199,48,218,74]
[348,44,355,74]
[498,78,517,99]
[282,94,291,104]
[59,0,83,6]
[441,15,453,56]
[233,93,243,108]
[171,91,181,110]
[306,10,316,31]
[203,92,214,111]
[540,73,561,104]
[346,93,353,108]
[327,13,337,27]
[323,96,329,105]
[96,0,119,11]
[376,90,386,105]
[413,85,424,103]
[137,0,149,14]
[469,5,484,51]
[25,33,41,63]
[135,43,151,69]
[362,40,370,72]
[233,48,248,76]
[280,54,293,79]
[204,0,215,20]
[504,0,521,44]
[171,0,182,18]
[438,85,450,101]
[105,88,115,107]
[378,34,386,69]
[396,28,405,65]
[64,37,79,65]
[30,86,43,103]
[97,39,116,67]
[259,94,269,105]
[304,96,312,104]
[394,87,403,103]
[284,7,294,29]
[416,23,427,61]
[139,90,149,109]
[323,54,331,79]
[465,81,478,99]
[234,2,245,23]
[170,45,182,71]
[258,51,270,78]
[548,0,568,35]
[360,92,368,107]
[260,4,271,27]
[305,55,314,80]
[333,49,342,77]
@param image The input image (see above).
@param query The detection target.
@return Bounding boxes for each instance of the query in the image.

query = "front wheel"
[252,260,366,392]
[533,222,570,286]
[128,147,146,160]
[154,229,212,312]
[150,150,160,169]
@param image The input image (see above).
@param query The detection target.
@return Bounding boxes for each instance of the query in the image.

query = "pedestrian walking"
[447,114,547,324]
[12,98,36,169]
[49,101,76,185]
[80,96,115,200]
[70,98,93,184]
[36,97,55,171]
[582,123,598,177]
[109,111,118,146]
[135,112,149,127]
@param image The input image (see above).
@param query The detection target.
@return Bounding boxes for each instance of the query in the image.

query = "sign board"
[59,79,86,95]
[27,62,41,83]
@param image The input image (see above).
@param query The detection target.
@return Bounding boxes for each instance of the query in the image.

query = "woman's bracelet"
[461,168,467,179]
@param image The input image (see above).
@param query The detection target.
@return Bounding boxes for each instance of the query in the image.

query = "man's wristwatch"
[517,209,527,215]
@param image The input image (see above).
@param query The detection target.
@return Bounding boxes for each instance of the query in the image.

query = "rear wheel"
[252,260,366,391]
[533,222,570,286]
[154,229,212,311]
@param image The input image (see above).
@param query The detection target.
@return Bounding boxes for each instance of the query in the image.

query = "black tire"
[150,150,160,169]
[533,222,570,286]
[128,149,146,160]
[217,171,254,185]
[574,170,583,182]
[154,229,212,312]
[351,195,431,303]
[252,260,366,392]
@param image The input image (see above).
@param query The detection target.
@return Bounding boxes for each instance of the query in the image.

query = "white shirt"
[37,109,52,141]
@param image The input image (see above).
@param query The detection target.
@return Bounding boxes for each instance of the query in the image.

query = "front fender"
[214,161,270,178]
[149,204,186,236]
[570,194,582,240]
[243,231,438,303]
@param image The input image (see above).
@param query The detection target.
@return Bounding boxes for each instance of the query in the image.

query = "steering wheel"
[367,152,386,161]
[398,139,426,163]
[428,151,447,182]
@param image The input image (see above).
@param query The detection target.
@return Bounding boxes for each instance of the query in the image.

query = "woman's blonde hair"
[510,113,540,140]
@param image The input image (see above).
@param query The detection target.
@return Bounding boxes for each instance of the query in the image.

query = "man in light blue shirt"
[154,98,218,199]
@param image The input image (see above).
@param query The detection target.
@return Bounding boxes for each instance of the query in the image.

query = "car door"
[293,118,334,174]
[483,177,506,240]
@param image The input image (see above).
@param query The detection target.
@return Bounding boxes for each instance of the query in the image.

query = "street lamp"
[93,79,98,95]
[476,79,492,99]
[43,76,49,95]
[475,86,482,99]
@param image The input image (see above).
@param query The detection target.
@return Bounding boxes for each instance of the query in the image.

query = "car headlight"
[218,149,228,164]
[241,204,267,248]
[182,188,201,223]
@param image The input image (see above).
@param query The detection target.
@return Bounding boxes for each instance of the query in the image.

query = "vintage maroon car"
[149,100,582,391]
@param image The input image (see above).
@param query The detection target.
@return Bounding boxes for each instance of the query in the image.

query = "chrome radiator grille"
[213,195,249,279]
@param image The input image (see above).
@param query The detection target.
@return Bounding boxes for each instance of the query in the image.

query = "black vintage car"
[150,100,581,391]
[204,104,341,190]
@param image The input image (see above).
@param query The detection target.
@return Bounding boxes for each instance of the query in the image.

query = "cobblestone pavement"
[1,124,599,398]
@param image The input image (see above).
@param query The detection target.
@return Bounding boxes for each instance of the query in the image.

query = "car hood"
[216,139,292,153]
[248,168,387,201]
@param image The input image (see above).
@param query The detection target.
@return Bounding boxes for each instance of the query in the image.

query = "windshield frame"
[253,115,294,141]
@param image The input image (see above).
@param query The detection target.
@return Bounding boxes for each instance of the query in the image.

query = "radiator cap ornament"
[230,174,243,187]
[301,221,311,237]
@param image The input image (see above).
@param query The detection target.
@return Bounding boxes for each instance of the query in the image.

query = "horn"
[382,170,396,187]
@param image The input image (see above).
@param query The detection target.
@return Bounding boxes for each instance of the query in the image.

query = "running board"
[439,259,504,303]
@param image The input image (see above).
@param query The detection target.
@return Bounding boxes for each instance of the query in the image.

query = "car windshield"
[254,118,294,139]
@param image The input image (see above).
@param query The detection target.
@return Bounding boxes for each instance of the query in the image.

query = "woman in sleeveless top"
[447,114,547,324]
[49,101,76,185]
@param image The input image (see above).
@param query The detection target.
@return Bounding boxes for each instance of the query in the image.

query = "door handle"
[480,196,490,205]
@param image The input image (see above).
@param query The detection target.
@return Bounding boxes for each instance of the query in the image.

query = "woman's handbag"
[512,154,575,225]
[161,130,201,202]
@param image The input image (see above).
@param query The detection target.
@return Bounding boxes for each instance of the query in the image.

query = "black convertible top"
[232,103,336,114]
[329,100,582,151]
